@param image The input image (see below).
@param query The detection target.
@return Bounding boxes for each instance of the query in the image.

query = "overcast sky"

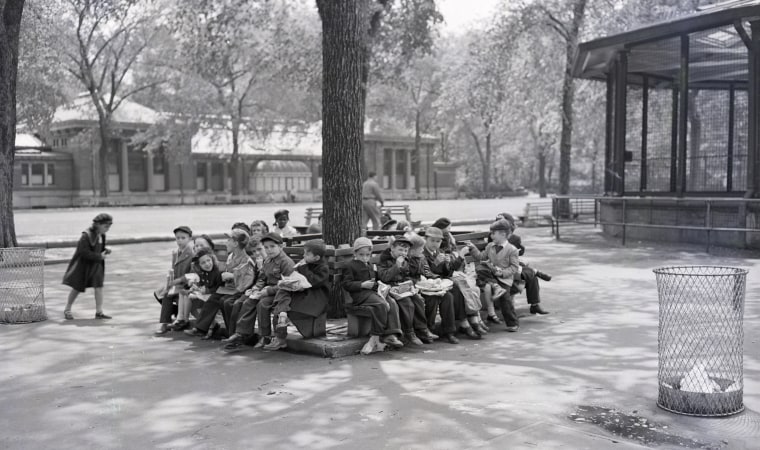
[438,0,505,34]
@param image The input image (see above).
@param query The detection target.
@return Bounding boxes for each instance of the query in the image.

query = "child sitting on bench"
[263,239,330,351]
[342,237,404,355]
[377,236,438,345]
[223,232,295,351]
[470,219,521,332]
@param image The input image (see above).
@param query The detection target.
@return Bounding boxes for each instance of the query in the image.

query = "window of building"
[46,164,55,185]
[31,164,45,186]
[21,163,29,185]
[196,162,207,191]
[153,154,165,174]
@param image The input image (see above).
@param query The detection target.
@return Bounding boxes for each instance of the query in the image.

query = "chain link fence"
[0,248,47,324]
[654,266,746,416]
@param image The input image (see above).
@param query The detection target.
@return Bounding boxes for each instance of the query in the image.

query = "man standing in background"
[362,172,384,231]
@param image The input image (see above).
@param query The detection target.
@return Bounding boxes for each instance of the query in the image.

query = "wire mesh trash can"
[653,266,746,417]
[0,248,46,324]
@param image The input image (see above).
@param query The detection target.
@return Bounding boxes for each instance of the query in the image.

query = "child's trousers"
[395,294,429,334]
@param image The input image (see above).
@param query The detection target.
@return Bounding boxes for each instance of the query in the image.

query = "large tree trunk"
[317,0,368,318]
[558,0,587,198]
[0,0,24,248]
[538,151,547,198]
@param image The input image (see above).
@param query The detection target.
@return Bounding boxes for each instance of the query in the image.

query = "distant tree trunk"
[0,0,24,248]
[97,120,111,198]
[538,151,547,198]
[483,131,492,193]
[317,0,368,318]
[558,0,587,213]
[414,109,421,194]
[230,120,241,197]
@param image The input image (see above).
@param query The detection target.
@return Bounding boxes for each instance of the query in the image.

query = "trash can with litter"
[0,248,47,324]
[653,266,747,417]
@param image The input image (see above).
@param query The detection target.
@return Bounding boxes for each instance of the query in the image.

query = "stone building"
[13,95,458,208]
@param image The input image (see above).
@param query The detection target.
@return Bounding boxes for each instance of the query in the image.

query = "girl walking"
[62,213,113,320]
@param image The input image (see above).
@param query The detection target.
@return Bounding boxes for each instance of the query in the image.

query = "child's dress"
[62,227,106,292]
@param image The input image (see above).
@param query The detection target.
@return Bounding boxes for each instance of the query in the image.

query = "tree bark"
[414,109,421,194]
[230,119,241,197]
[0,0,25,248]
[558,0,587,197]
[483,131,491,194]
[317,0,369,318]
[538,151,547,198]
[97,120,111,198]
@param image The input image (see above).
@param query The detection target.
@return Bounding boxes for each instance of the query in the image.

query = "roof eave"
[573,4,760,78]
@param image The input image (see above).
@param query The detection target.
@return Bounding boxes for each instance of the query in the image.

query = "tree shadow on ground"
[2,238,759,449]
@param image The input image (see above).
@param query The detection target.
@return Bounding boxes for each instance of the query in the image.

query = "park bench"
[304,204,414,225]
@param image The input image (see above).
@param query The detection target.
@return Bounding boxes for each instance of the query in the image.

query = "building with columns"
[13,95,459,208]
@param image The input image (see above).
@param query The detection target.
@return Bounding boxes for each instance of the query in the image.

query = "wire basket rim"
[653,265,748,277]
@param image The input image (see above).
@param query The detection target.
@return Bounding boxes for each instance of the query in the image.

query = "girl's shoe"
[486,314,503,325]
[473,323,489,335]
[171,320,189,331]
[64,310,74,320]
[95,312,112,319]
[458,326,482,340]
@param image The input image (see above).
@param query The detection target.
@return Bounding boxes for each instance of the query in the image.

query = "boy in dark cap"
[273,209,299,238]
[469,219,521,331]
[262,239,330,351]
[155,225,194,334]
[224,232,295,351]
[63,213,113,320]
[377,236,437,345]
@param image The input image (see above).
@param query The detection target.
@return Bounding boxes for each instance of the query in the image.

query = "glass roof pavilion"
[574,1,760,196]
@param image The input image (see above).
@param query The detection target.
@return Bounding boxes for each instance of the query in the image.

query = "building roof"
[192,123,322,156]
[191,122,438,157]
[51,93,160,129]
[573,1,760,85]
[14,133,47,149]
[255,160,312,173]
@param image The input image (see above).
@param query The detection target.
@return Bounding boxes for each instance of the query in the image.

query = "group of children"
[150,209,552,355]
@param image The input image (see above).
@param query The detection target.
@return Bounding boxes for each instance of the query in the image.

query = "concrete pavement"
[1,227,759,449]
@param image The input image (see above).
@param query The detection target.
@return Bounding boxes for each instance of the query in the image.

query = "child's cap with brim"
[173,225,193,236]
[260,232,283,245]
[352,237,373,251]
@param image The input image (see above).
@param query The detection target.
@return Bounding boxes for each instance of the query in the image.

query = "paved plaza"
[13,197,539,244]
[2,220,760,449]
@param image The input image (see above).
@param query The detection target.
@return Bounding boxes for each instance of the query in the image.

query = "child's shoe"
[382,335,404,349]
[184,327,205,337]
[486,314,502,325]
[223,333,244,345]
[253,336,270,349]
[263,337,288,351]
[201,323,220,340]
[171,320,189,331]
[405,333,424,346]
[155,323,170,335]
